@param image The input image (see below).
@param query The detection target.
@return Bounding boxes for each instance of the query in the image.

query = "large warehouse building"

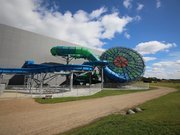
[0,24,102,68]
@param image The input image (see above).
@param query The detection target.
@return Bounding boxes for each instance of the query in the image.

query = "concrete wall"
[0,24,102,68]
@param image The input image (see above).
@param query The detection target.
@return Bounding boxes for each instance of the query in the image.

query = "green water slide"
[51,46,99,61]
[51,46,102,84]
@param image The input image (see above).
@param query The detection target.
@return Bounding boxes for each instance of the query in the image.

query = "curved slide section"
[100,47,145,83]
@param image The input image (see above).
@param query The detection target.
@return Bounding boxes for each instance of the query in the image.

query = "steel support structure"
[101,67,104,90]
[0,74,3,84]
[69,72,73,91]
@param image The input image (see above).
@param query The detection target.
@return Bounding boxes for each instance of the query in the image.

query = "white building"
[0,24,102,68]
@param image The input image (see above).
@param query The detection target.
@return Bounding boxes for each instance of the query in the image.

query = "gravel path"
[0,87,176,135]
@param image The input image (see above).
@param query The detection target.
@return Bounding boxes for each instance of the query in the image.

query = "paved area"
[0,87,101,99]
[0,92,31,99]
[0,87,176,135]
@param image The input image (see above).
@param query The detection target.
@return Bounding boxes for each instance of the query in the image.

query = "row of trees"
[141,77,180,83]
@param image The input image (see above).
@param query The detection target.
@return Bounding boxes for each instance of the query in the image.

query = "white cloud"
[124,32,131,39]
[0,0,133,49]
[135,41,176,55]
[143,57,157,62]
[123,0,133,9]
[101,13,132,39]
[90,7,107,19]
[137,3,144,11]
[153,61,180,68]
[144,60,180,79]
[156,0,161,8]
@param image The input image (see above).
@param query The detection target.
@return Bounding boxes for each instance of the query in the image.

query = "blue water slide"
[0,63,93,74]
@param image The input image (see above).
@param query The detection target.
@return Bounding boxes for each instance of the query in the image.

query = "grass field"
[150,82,180,90]
[35,88,152,104]
[61,82,180,135]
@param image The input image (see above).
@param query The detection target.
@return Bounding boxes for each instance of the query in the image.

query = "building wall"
[0,24,102,68]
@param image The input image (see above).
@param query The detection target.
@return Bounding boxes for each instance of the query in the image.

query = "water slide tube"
[51,46,99,61]
[50,46,131,82]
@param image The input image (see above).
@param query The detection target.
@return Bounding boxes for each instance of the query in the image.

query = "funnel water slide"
[100,47,145,82]
[51,46,145,83]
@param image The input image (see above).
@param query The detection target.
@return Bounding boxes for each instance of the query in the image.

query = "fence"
[0,83,102,99]
[0,82,150,100]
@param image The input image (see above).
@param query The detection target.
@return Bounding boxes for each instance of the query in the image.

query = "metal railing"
[0,83,102,99]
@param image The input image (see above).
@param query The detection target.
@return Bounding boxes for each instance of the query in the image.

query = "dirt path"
[0,87,176,135]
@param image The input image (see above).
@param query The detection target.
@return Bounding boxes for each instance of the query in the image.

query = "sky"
[0,0,180,79]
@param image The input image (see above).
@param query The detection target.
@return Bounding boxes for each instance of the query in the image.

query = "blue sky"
[0,0,179,79]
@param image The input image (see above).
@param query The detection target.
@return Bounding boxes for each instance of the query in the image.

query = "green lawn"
[61,82,180,135]
[150,82,180,90]
[35,88,152,104]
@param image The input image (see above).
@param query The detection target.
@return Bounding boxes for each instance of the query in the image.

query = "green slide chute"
[51,46,99,61]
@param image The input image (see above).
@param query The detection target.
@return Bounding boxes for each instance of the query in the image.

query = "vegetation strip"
[35,87,155,104]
